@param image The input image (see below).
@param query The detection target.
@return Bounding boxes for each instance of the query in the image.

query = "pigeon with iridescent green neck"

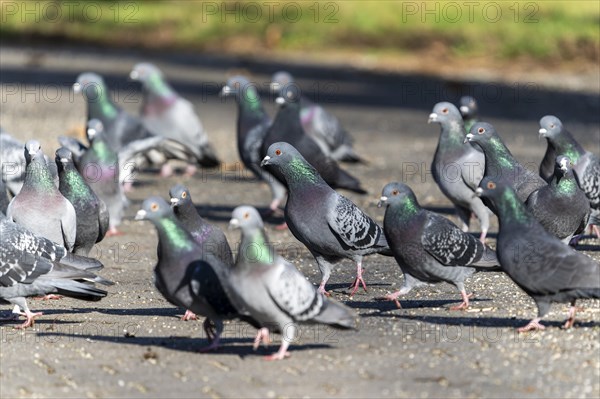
[429,102,490,242]
[6,141,77,250]
[228,206,357,360]
[270,71,363,163]
[476,178,600,332]
[78,120,127,236]
[261,142,390,296]
[56,147,109,255]
[378,182,498,310]
[525,155,590,243]
[135,197,259,351]
[537,115,582,182]
[538,115,600,238]
[466,122,546,212]
[221,76,287,213]
[130,63,221,176]
[458,96,479,133]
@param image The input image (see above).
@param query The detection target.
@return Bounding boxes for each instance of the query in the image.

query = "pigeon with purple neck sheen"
[56,147,109,255]
[525,155,590,244]
[458,96,479,133]
[130,63,221,175]
[538,115,600,239]
[476,178,600,332]
[1,216,112,329]
[378,182,498,310]
[270,71,363,163]
[135,197,259,351]
[221,76,287,213]
[428,102,490,242]
[466,122,547,212]
[228,206,357,360]
[261,142,391,296]
[6,140,77,250]
[261,86,366,195]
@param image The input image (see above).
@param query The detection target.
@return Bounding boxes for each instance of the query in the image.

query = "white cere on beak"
[275,97,285,105]
[221,86,231,95]
[475,187,484,196]
[170,198,179,204]
[539,128,547,135]
[135,209,147,220]
[229,218,240,229]
[459,106,469,114]
[60,158,69,163]
[72,82,81,93]
[130,70,139,80]
[427,113,438,123]
[380,196,388,202]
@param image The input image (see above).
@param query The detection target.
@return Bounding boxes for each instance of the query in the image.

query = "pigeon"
[169,184,233,266]
[6,140,77,250]
[270,71,363,163]
[130,63,221,176]
[1,216,112,328]
[221,75,287,212]
[262,86,366,195]
[525,156,590,243]
[56,147,109,255]
[76,119,128,236]
[458,96,479,133]
[476,178,600,331]
[0,178,9,214]
[228,206,357,360]
[261,142,390,295]
[429,102,490,241]
[537,116,583,182]
[539,115,600,238]
[135,197,258,351]
[378,182,499,309]
[74,72,150,151]
[466,122,547,208]
[1,131,59,194]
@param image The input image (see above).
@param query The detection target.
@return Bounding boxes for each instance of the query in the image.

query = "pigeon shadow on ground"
[347,298,493,312]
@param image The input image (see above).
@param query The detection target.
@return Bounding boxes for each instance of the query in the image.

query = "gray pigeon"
[525,155,590,243]
[539,115,600,238]
[429,102,490,241]
[261,142,391,295]
[221,75,287,213]
[6,141,77,250]
[537,115,582,182]
[378,182,498,309]
[169,184,233,266]
[130,63,221,175]
[458,96,479,133]
[262,86,366,195]
[77,120,128,236]
[0,178,9,214]
[135,197,259,351]
[270,71,362,163]
[228,206,357,360]
[56,147,109,255]
[1,216,112,329]
[476,178,600,331]
[466,122,547,209]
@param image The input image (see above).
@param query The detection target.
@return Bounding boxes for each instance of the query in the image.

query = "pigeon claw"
[181,310,198,321]
[348,276,368,296]
[14,311,43,329]
[33,294,63,301]
[253,327,271,350]
[518,318,546,333]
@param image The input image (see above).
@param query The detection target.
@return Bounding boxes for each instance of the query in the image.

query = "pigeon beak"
[228,218,240,230]
[87,128,97,138]
[220,85,232,97]
[459,106,469,115]
[60,157,69,163]
[135,209,147,220]
[464,133,474,144]
[275,97,285,106]
[475,187,484,197]
[538,128,547,138]
[377,196,388,208]
[170,198,179,206]
[427,113,438,124]
[72,82,81,93]
[260,155,271,167]
[130,70,139,80]
[270,82,281,92]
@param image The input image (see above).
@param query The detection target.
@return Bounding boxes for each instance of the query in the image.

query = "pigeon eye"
[243,212,250,219]
[181,192,187,199]
[441,108,448,114]
[151,203,159,211]
[486,182,496,189]
[549,124,555,129]
[478,127,485,134]
[392,189,399,196]
[275,149,282,156]
[287,91,293,99]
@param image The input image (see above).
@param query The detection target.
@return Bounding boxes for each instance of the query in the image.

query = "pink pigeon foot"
[377,292,403,309]
[181,310,198,321]
[264,340,291,361]
[160,163,174,178]
[450,291,473,311]
[105,227,123,237]
[184,164,197,177]
[317,283,331,297]
[348,276,368,296]
[518,318,546,333]
[33,294,63,301]
[253,327,271,350]
[562,305,577,329]
[479,229,488,244]
[592,225,600,239]
[15,310,43,329]
[274,222,288,230]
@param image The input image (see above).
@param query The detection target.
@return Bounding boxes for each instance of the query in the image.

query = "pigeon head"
[275,84,301,108]
[428,102,462,126]
[130,63,163,83]
[221,75,252,96]
[55,147,74,170]
[261,142,303,168]
[74,72,105,99]
[378,182,419,208]
[270,71,294,94]
[168,184,193,208]
[465,122,496,145]
[86,119,105,141]
[24,140,43,164]
[135,196,173,221]
[475,177,505,200]
[555,155,572,177]
[459,96,478,118]
[229,205,264,231]
[538,115,563,140]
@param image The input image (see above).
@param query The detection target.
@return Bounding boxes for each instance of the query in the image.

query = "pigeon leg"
[15,309,43,329]
[518,318,546,333]
[316,256,333,296]
[184,164,197,177]
[203,318,217,341]
[379,291,403,309]
[376,278,417,309]
[348,259,367,296]
[198,319,222,352]
[449,290,473,311]
[562,300,577,329]
[160,163,174,178]
[455,205,471,233]
[593,224,600,239]
[105,227,123,237]
[264,340,291,360]
[181,309,198,321]
[479,229,488,244]
[33,294,63,301]
[253,327,271,350]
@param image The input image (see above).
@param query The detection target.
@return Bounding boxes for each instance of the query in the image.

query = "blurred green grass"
[1,0,598,64]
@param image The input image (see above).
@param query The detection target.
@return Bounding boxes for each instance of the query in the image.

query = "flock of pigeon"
[1,63,599,360]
